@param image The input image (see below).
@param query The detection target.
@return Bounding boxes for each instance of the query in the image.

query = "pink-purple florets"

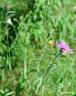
[56,41,73,54]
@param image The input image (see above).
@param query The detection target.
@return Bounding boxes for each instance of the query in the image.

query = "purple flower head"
[56,41,73,55]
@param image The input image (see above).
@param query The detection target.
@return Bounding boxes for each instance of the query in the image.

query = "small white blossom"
[7,18,13,25]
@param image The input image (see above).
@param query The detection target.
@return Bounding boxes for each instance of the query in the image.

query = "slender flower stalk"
[38,41,73,93]
[38,52,61,93]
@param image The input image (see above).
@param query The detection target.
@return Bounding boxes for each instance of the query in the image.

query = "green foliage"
[0,0,76,96]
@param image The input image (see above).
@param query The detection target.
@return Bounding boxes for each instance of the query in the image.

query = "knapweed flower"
[56,41,73,55]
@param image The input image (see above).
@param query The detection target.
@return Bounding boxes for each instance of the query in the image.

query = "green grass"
[0,0,76,96]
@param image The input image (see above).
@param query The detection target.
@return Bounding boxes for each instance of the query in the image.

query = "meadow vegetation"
[0,0,76,96]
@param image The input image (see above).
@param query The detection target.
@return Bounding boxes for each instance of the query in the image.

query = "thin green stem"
[38,52,61,93]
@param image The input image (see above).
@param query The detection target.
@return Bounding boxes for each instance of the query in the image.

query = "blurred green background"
[0,0,76,96]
